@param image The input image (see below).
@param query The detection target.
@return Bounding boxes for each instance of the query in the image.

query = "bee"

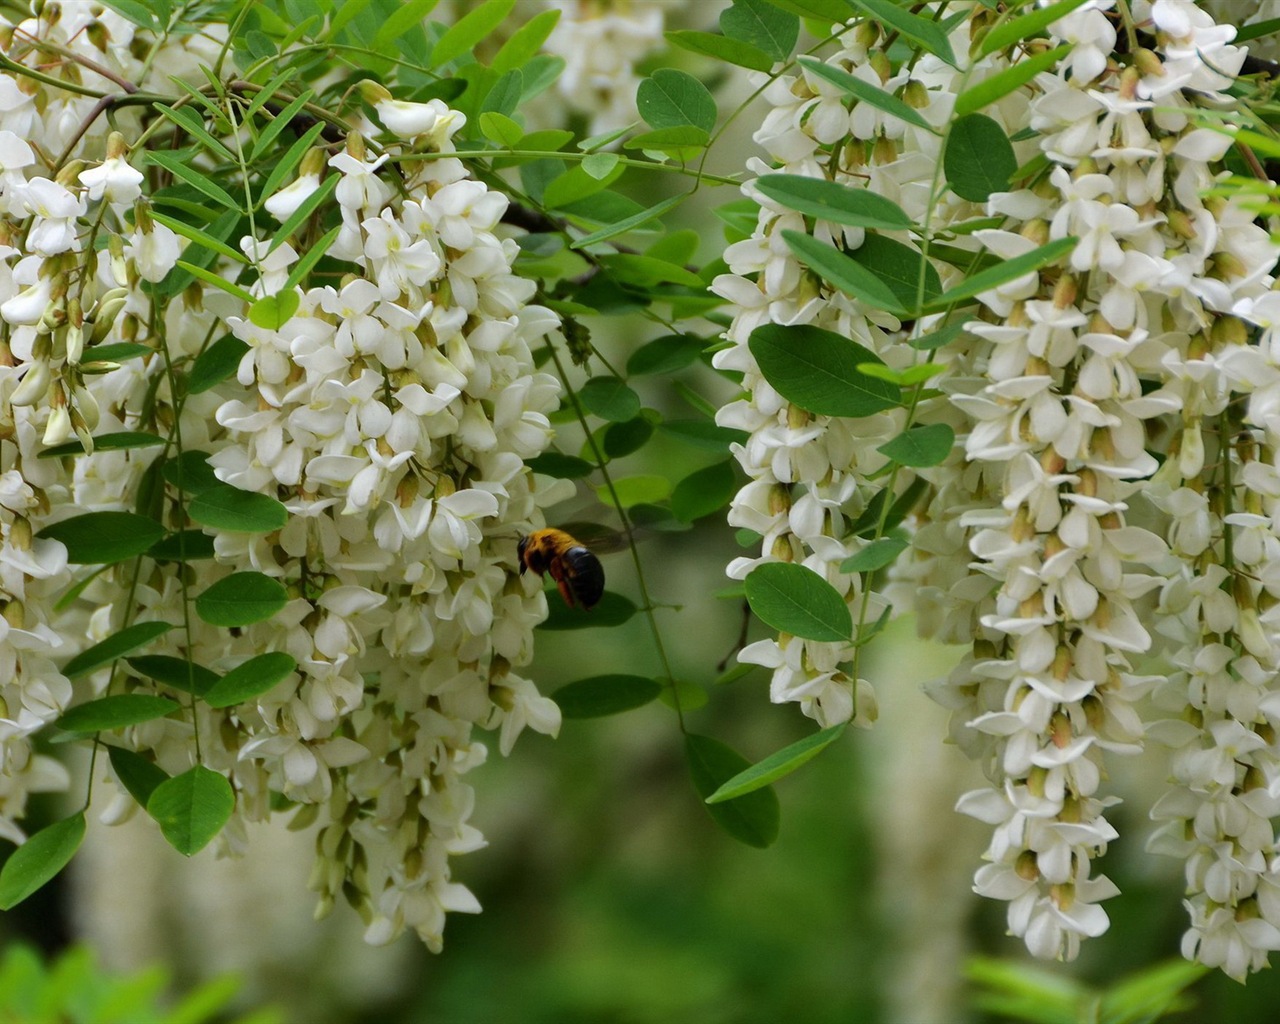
[518,528,605,610]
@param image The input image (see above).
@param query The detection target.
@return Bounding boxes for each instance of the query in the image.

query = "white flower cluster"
[540,0,678,134]
[719,0,1280,973]
[0,5,566,951]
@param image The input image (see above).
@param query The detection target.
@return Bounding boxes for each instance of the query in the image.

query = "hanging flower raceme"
[716,0,1280,973]
[0,3,568,953]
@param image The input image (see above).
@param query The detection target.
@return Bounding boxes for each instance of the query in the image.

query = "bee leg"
[555,577,576,608]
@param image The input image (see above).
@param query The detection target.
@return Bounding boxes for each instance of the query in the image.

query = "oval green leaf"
[755,174,912,230]
[928,237,1077,309]
[553,674,663,718]
[748,323,901,418]
[527,452,595,479]
[667,30,773,73]
[39,511,165,565]
[160,450,221,495]
[602,416,656,459]
[781,231,909,314]
[796,57,934,134]
[195,572,288,627]
[744,562,852,642]
[188,484,288,534]
[148,530,217,562]
[945,113,1016,202]
[0,813,86,910]
[660,420,747,452]
[38,431,166,459]
[636,68,717,134]
[148,765,235,856]
[685,734,779,848]
[852,234,941,310]
[188,335,249,394]
[127,655,220,696]
[203,652,297,709]
[671,461,737,522]
[627,334,705,376]
[57,694,180,734]
[108,745,170,808]
[247,291,300,331]
[840,537,908,574]
[706,723,846,803]
[579,376,642,422]
[720,0,798,62]
[877,423,955,468]
[62,621,173,679]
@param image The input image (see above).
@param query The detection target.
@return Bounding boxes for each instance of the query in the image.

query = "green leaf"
[187,334,249,395]
[955,45,1070,117]
[480,69,523,118]
[599,253,707,289]
[39,511,166,565]
[945,113,1016,202]
[851,234,941,310]
[100,1,158,30]
[840,537,908,573]
[127,655,219,697]
[255,120,325,199]
[878,423,955,467]
[202,652,296,709]
[979,0,1089,56]
[796,57,933,133]
[149,210,246,265]
[627,334,704,376]
[570,195,684,249]
[579,376,642,422]
[266,173,338,255]
[539,591,637,630]
[62,621,173,679]
[661,420,747,452]
[852,477,928,538]
[685,734,779,848]
[602,416,656,459]
[38,431,166,458]
[849,0,957,66]
[57,694,180,734]
[622,126,710,155]
[543,162,623,210]
[672,461,736,522]
[636,69,717,133]
[582,153,620,180]
[108,746,170,809]
[479,111,523,147]
[154,103,236,162]
[283,224,341,293]
[148,766,235,856]
[748,323,901,418]
[761,0,851,23]
[910,317,971,350]
[146,151,239,212]
[148,530,217,562]
[595,475,671,508]
[519,128,574,152]
[1237,16,1280,43]
[782,231,908,314]
[195,572,289,627]
[528,452,595,478]
[248,291,301,330]
[928,237,1076,308]
[721,0,798,62]
[553,675,663,718]
[1097,960,1209,1024]
[492,8,561,73]
[176,261,255,304]
[431,0,517,66]
[667,30,773,73]
[745,562,852,642]
[754,174,912,230]
[160,450,221,494]
[0,814,85,910]
[372,0,438,46]
[81,342,152,365]
[188,484,288,534]
[706,723,846,802]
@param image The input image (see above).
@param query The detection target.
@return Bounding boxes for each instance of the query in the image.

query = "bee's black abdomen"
[563,546,605,609]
